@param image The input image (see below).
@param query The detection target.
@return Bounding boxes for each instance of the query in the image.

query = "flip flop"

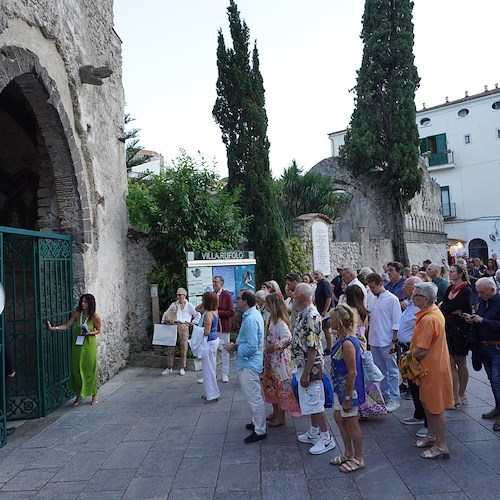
[72,396,83,407]
[339,458,365,473]
[330,454,350,465]
[91,396,99,406]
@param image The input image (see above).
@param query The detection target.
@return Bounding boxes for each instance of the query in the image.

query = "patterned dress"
[261,319,301,414]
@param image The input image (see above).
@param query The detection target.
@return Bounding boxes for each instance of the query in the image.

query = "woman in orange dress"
[410,282,454,459]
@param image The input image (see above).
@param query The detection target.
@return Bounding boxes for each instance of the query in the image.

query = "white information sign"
[311,221,331,276]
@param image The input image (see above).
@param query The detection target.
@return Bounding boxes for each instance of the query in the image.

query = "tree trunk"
[391,197,409,266]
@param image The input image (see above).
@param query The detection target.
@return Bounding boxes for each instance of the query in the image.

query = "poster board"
[186,251,256,306]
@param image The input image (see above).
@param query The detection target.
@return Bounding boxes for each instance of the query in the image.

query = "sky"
[113,0,499,178]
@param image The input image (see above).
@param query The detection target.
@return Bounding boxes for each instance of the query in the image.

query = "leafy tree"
[124,113,149,172]
[339,0,422,265]
[127,151,249,306]
[213,0,288,283]
[276,160,345,238]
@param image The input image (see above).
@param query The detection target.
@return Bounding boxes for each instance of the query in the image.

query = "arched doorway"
[0,48,85,447]
[468,238,489,263]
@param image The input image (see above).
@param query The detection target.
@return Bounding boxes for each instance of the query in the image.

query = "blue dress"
[331,335,365,406]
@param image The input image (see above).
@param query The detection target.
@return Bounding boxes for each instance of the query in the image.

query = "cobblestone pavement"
[0,359,498,499]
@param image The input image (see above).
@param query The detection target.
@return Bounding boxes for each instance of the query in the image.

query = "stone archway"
[0,46,88,250]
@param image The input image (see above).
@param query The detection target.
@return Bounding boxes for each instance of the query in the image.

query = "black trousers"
[409,379,428,426]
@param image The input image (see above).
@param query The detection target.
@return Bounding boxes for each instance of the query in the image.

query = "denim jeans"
[370,345,401,403]
[482,344,500,414]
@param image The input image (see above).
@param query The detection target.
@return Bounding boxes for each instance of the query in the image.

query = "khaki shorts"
[334,393,359,418]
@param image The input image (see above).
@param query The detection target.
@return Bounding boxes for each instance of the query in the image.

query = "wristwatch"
[344,395,351,401]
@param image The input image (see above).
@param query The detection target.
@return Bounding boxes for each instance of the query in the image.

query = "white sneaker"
[297,429,320,444]
[221,373,229,383]
[197,378,204,384]
[416,427,428,438]
[161,368,173,376]
[309,436,336,455]
[386,400,400,413]
[179,368,185,376]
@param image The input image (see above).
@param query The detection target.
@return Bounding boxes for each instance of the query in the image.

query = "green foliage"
[124,113,149,171]
[127,151,249,306]
[213,0,288,283]
[276,160,345,238]
[339,0,422,264]
[340,0,422,205]
[285,237,309,277]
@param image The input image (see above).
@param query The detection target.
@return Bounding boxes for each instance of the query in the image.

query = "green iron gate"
[0,226,73,448]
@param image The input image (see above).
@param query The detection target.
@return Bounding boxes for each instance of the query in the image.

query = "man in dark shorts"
[313,269,333,354]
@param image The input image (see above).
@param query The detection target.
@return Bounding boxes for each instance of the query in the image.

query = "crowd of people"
[167,255,499,472]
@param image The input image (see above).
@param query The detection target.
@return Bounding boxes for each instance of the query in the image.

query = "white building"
[127,149,165,179]
[328,85,500,262]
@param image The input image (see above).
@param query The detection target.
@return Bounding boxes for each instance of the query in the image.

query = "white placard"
[311,221,331,276]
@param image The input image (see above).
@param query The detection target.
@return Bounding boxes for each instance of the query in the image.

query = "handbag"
[152,324,178,346]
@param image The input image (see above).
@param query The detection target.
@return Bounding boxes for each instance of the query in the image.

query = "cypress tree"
[213,0,287,283]
[340,0,422,265]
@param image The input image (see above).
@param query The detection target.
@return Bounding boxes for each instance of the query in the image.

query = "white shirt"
[367,290,402,347]
[162,301,200,324]
[397,299,419,343]
[348,278,368,308]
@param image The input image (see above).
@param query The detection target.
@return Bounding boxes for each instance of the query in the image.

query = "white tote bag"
[153,324,178,346]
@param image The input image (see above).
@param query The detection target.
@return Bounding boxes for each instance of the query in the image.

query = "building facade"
[328,86,500,261]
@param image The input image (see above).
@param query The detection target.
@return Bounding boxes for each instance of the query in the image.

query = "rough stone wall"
[0,1,129,382]
[126,234,156,350]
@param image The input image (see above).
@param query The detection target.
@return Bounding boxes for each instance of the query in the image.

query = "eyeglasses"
[413,293,426,298]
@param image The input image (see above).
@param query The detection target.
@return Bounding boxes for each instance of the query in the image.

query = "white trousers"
[239,367,266,435]
[218,332,230,375]
[202,339,220,401]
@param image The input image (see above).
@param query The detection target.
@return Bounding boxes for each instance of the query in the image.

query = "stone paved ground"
[0,359,498,499]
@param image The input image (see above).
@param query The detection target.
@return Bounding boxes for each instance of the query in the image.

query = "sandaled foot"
[414,435,436,448]
[204,397,219,404]
[459,395,468,405]
[266,414,277,421]
[268,418,286,427]
[91,396,99,406]
[330,454,350,465]
[72,396,83,407]
[420,445,449,459]
[339,457,365,473]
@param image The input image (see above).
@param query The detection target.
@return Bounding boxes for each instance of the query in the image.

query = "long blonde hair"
[265,293,290,328]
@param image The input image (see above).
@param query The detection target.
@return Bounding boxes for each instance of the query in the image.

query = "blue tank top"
[204,311,219,341]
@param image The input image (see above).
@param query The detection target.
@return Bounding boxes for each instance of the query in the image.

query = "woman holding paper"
[160,287,200,376]
[47,294,101,406]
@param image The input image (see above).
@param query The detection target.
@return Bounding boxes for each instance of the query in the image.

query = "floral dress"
[261,319,301,414]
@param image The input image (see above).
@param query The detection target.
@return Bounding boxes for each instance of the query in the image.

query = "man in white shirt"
[342,267,368,308]
[366,273,402,413]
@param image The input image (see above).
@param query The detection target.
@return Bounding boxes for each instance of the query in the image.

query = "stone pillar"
[352,226,369,260]
[293,213,333,276]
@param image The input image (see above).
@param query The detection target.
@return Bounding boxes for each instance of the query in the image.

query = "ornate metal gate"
[0,226,73,448]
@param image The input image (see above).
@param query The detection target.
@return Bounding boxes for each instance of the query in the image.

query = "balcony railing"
[442,202,456,219]
[422,150,455,169]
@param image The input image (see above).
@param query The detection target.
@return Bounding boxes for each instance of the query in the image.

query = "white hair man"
[465,277,500,431]
[342,267,368,307]
[426,263,449,304]
[292,283,336,454]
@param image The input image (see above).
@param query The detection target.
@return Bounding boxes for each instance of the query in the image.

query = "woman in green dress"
[47,294,101,406]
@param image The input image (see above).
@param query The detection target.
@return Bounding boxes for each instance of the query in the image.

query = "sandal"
[460,396,468,406]
[414,435,436,448]
[204,397,219,404]
[266,414,277,421]
[420,445,449,459]
[268,418,286,427]
[339,457,365,473]
[72,395,83,407]
[330,454,350,465]
[91,396,99,406]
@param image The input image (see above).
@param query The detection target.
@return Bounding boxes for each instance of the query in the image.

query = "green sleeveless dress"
[68,314,98,396]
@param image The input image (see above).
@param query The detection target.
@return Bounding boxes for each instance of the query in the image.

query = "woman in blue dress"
[329,304,365,473]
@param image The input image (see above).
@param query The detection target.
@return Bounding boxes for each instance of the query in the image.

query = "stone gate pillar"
[293,213,333,276]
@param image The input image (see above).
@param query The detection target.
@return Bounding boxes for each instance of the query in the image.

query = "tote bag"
[152,324,178,346]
